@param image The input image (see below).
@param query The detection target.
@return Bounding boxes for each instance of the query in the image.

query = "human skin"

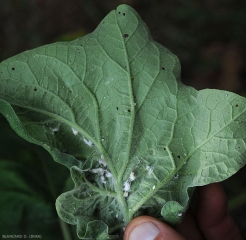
[124,183,243,240]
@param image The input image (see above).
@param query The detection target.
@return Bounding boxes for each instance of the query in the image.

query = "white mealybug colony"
[71,127,78,135]
[90,167,112,185]
[146,165,153,175]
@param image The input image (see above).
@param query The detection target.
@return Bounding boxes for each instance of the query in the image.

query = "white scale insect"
[50,123,60,134]
[123,171,137,197]
[71,127,78,135]
[71,128,94,147]
[98,155,107,167]
[129,172,136,181]
[124,181,131,191]
[123,180,131,197]
[83,137,94,147]
[105,171,112,178]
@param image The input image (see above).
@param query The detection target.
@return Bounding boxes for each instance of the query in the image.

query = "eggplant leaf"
[0,4,246,239]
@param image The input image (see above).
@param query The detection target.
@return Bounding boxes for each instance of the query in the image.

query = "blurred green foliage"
[0,115,77,239]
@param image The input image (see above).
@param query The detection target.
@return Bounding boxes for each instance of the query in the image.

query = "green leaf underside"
[0,4,246,239]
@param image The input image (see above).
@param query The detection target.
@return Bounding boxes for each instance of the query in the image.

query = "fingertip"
[197,183,243,240]
[197,183,227,228]
[124,216,186,240]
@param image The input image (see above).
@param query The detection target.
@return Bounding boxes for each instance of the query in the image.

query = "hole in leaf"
[34,88,37,91]
[177,155,181,159]
[162,67,165,70]
[12,67,15,71]
[128,109,131,113]
[123,13,126,16]
[116,107,119,110]
[124,33,129,38]
[235,104,239,107]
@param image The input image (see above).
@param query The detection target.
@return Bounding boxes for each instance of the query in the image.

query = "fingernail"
[129,222,160,240]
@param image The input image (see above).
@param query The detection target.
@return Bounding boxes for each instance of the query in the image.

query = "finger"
[197,183,243,240]
[176,208,204,240]
[124,216,186,240]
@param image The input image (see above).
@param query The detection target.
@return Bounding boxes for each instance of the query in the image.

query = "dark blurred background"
[1,0,246,92]
[0,0,246,238]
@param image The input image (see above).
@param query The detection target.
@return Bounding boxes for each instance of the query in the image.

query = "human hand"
[124,183,243,240]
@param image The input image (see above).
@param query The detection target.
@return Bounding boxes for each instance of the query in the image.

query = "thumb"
[124,216,186,240]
